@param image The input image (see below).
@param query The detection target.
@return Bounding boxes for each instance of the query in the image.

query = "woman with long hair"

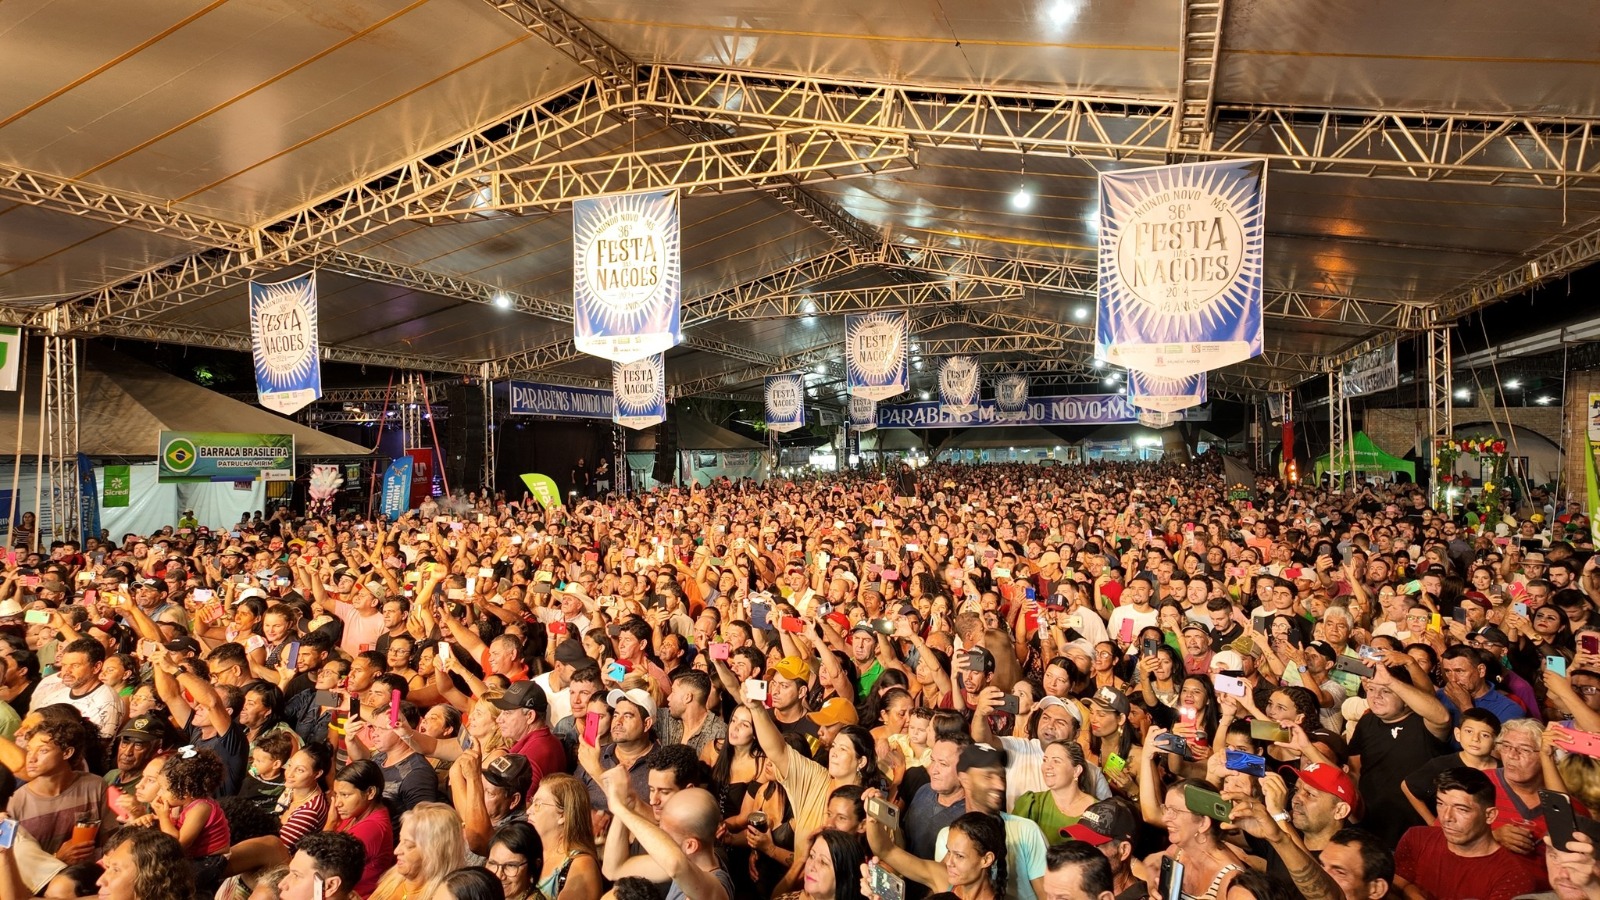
[96,827,194,900]
[486,821,543,900]
[327,760,394,897]
[1011,740,1094,843]
[775,828,865,900]
[1089,643,1125,693]
[1141,779,1246,900]
[866,812,1006,900]
[1133,643,1182,710]
[276,742,332,853]
[527,773,602,900]
[368,802,466,900]
[710,705,765,815]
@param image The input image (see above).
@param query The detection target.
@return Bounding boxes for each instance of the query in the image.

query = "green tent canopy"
[1315,431,1416,481]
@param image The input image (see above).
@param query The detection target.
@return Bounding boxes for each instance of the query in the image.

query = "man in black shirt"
[1348,660,1451,845]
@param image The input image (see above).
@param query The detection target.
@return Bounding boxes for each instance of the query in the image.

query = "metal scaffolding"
[1425,327,1455,501]
[481,369,498,494]
[401,374,424,452]
[1175,0,1226,149]
[43,335,79,542]
[1326,370,1351,492]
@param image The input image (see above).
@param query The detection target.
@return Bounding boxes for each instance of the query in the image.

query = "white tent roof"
[861,429,924,451]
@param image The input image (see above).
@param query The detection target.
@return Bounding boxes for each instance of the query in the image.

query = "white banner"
[994,375,1029,420]
[849,395,878,432]
[249,272,322,414]
[844,311,908,401]
[0,327,20,392]
[938,356,981,416]
[1096,158,1266,378]
[1128,370,1207,412]
[764,374,806,434]
[612,353,666,431]
[1341,343,1399,398]
[573,189,682,363]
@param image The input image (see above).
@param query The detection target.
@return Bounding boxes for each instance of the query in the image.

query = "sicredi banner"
[613,353,666,431]
[1128,370,1207,412]
[938,356,981,416]
[877,393,1209,428]
[0,327,20,392]
[844,311,908,401]
[1096,158,1266,378]
[508,381,613,419]
[158,432,294,483]
[249,272,322,414]
[102,465,131,508]
[764,374,806,433]
[572,189,681,363]
[848,395,878,432]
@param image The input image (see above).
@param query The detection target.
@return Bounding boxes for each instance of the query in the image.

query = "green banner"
[519,472,563,509]
[103,465,131,508]
[158,431,294,483]
[0,327,19,392]
[1588,443,1600,547]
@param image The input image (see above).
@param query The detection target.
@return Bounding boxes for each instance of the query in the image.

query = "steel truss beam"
[59,78,619,331]
[313,409,449,424]
[682,248,869,323]
[1432,222,1600,323]
[642,66,1600,187]
[1175,0,1225,148]
[417,127,913,214]
[0,165,256,250]
[728,280,1021,319]
[43,336,79,542]
[226,385,446,405]
[1425,327,1453,502]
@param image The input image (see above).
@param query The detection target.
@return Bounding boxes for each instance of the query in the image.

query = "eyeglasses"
[1575,686,1600,696]
[486,859,529,874]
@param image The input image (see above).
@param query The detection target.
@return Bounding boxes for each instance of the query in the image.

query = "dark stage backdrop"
[494,418,612,499]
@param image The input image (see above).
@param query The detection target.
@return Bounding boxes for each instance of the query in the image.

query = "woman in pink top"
[152,748,231,857]
[329,759,396,897]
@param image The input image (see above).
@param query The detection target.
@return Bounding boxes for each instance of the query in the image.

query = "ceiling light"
[1103,375,1116,386]
[1505,378,1521,389]
[491,291,513,309]
[1537,395,1554,405]
[1093,359,1106,369]
[1073,307,1089,321]
[1011,185,1033,211]
[1454,388,1470,400]
[815,363,827,374]
[920,391,931,400]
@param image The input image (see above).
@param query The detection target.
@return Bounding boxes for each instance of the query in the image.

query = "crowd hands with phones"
[2,456,1600,900]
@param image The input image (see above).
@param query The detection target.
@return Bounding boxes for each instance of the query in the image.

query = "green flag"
[0,327,20,392]
[1587,443,1600,546]
[103,466,131,508]
[519,473,563,510]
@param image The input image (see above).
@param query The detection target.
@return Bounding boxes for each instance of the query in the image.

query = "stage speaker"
[444,382,485,492]
[651,401,679,484]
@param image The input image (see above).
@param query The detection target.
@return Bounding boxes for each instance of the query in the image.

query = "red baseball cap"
[1293,762,1358,807]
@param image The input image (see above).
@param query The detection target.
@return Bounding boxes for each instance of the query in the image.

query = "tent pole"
[32,340,47,552]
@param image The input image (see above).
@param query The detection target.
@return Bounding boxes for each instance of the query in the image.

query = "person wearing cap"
[1262,763,1358,871]
[846,621,887,698]
[1059,798,1147,900]
[489,681,567,787]
[577,688,659,818]
[28,636,121,740]
[106,715,168,821]
[453,750,532,863]
[1290,641,1349,735]
[929,742,1049,900]
[1085,687,1140,795]
[1214,788,1347,900]
[1178,621,1214,676]
[807,696,859,751]
[972,686,1110,812]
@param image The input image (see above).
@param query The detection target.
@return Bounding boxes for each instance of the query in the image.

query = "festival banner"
[994,375,1030,420]
[844,311,908,401]
[612,353,667,431]
[572,189,681,363]
[1096,158,1266,378]
[158,432,294,483]
[1128,370,1207,413]
[1588,443,1600,546]
[249,272,322,414]
[0,327,21,392]
[76,454,101,544]
[1587,393,1600,442]
[380,457,413,520]
[508,381,613,419]
[764,374,806,434]
[876,393,1209,429]
[938,356,981,416]
[1138,410,1181,428]
[848,396,878,432]
[102,465,131,508]
[1341,343,1399,398]
[519,473,562,509]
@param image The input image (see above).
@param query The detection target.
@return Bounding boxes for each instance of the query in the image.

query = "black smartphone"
[1154,732,1192,760]
[1142,638,1161,656]
[997,694,1020,715]
[1158,857,1184,900]
[1542,790,1578,851]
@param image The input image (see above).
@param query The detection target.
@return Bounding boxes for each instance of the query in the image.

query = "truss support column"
[401,374,423,452]
[480,368,498,495]
[1327,371,1348,492]
[1253,400,1268,473]
[1425,327,1455,508]
[43,335,79,542]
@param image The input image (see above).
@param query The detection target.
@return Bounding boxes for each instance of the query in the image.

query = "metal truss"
[415,127,914,215]
[1425,327,1453,499]
[0,165,256,251]
[225,385,445,405]
[62,315,477,375]
[1432,222,1600,323]
[641,66,1600,187]
[481,366,498,490]
[58,78,619,331]
[1175,0,1226,148]
[43,336,80,541]
[312,409,449,424]
[681,248,869,323]
[728,280,1020,319]
[1327,370,1350,491]
[917,334,1068,356]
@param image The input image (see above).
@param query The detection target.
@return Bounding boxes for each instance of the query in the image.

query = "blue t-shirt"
[1437,686,1528,725]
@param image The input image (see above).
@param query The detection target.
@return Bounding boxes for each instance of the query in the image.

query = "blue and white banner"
[76,453,100,545]
[877,393,1209,428]
[249,272,322,414]
[994,375,1029,419]
[1138,410,1181,428]
[764,374,806,434]
[1096,158,1266,378]
[1128,370,1207,413]
[612,353,666,431]
[848,395,878,432]
[380,457,414,520]
[508,381,613,419]
[844,311,908,401]
[573,189,682,363]
[938,356,981,416]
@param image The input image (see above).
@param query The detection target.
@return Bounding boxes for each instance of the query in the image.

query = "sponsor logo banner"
[508,381,614,419]
[877,393,1209,428]
[1128,370,1207,412]
[1341,343,1398,398]
[157,432,294,483]
[938,356,981,416]
[848,396,878,432]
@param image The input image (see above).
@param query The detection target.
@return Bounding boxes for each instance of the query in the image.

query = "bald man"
[599,768,732,900]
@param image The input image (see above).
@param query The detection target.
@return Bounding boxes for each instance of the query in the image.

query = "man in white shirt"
[1105,575,1159,645]
[29,637,121,740]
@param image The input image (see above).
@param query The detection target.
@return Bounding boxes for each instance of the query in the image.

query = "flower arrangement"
[1434,436,1510,527]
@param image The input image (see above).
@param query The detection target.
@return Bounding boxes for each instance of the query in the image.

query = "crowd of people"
[0,452,1599,900]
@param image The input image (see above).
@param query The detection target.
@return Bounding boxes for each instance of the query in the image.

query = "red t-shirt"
[1395,825,1543,900]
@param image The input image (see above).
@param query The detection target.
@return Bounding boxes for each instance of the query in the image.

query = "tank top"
[182,798,233,858]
